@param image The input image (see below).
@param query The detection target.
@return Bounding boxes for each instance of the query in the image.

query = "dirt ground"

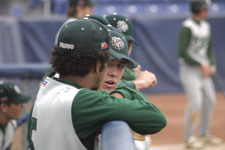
[11,93,225,150]
[148,92,225,150]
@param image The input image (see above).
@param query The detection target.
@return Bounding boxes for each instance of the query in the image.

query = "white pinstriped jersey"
[30,77,86,150]
[183,18,210,65]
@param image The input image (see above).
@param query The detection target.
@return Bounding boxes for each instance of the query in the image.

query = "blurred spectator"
[67,0,95,19]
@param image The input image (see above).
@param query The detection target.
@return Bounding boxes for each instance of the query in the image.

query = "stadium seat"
[11,6,24,16]
[29,0,43,8]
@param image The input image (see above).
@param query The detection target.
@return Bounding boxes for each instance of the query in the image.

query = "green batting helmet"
[190,0,211,14]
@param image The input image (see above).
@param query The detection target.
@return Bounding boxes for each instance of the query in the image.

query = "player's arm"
[133,70,157,90]
[178,26,200,65]
[121,66,137,81]
[119,70,157,90]
[73,89,166,136]
[207,38,216,66]
[207,37,217,75]
[110,86,167,133]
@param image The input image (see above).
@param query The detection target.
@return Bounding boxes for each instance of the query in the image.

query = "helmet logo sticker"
[111,36,125,50]
[101,42,108,49]
[117,20,128,32]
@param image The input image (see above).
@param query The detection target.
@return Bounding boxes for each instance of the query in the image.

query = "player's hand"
[209,66,216,76]
[200,64,210,78]
[133,65,141,75]
[133,70,157,90]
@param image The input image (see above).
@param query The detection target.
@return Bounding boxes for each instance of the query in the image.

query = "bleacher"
[55,0,225,15]
[25,0,225,16]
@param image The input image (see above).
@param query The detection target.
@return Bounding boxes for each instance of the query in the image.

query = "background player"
[0,82,31,150]
[105,13,154,150]
[99,28,158,150]
[178,0,223,149]
[67,0,94,20]
[106,13,139,83]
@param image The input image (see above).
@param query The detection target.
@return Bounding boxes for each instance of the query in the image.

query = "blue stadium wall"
[0,14,225,94]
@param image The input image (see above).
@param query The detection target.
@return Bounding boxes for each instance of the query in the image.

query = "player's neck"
[60,73,97,90]
[192,16,202,24]
[0,113,9,125]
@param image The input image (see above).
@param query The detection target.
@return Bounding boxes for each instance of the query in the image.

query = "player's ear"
[0,103,9,113]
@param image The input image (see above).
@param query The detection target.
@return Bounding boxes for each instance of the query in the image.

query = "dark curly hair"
[50,47,109,77]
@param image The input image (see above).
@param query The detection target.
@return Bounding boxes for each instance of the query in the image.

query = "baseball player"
[178,0,223,148]
[0,82,31,150]
[46,14,157,91]
[106,13,138,81]
[105,13,154,150]
[27,19,166,150]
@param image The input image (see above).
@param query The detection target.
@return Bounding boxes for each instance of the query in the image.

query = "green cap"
[55,19,109,53]
[108,29,137,68]
[85,14,110,26]
[106,13,136,43]
[69,0,95,7]
[0,82,31,104]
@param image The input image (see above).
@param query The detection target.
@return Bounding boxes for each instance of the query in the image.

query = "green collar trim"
[53,77,83,89]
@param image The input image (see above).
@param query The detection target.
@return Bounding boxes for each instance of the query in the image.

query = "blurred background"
[1,0,225,95]
[0,0,225,150]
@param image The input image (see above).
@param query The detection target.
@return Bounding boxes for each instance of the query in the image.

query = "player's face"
[76,6,94,18]
[2,103,24,121]
[84,6,94,16]
[199,8,209,20]
[99,59,126,92]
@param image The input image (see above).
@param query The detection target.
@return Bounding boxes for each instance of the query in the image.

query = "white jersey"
[30,77,86,150]
[0,120,17,150]
[183,18,211,65]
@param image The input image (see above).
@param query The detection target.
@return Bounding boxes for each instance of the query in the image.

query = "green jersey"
[122,66,137,81]
[28,77,166,150]
[119,66,137,89]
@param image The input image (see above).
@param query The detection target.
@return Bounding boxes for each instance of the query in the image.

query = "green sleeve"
[72,89,167,149]
[118,80,136,89]
[111,86,148,102]
[207,38,216,66]
[121,66,137,81]
[178,26,201,65]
